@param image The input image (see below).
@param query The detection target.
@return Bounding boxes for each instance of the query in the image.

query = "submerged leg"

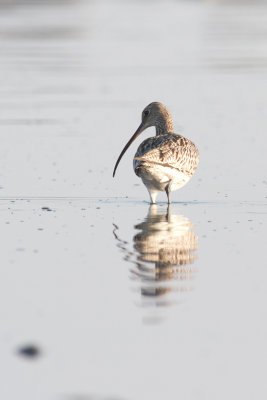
[166,204,171,221]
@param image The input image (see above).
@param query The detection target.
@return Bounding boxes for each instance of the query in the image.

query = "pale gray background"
[0,1,267,399]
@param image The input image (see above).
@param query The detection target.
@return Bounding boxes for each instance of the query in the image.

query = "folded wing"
[134,134,199,176]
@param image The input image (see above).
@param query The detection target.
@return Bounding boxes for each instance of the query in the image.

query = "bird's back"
[134,133,199,177]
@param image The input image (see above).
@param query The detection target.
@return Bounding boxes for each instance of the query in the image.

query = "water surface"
[0,1,267,399]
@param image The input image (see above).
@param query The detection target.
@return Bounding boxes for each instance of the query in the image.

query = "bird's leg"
[148,189,158,204]
[165,182,172,204]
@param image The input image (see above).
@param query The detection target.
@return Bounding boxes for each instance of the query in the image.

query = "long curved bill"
[113,122,145,177]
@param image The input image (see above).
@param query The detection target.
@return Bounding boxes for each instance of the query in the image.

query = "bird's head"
[140,102,172,131]
[113,102,172,177]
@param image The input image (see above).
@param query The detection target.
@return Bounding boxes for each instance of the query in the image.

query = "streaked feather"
[134,133,199,177]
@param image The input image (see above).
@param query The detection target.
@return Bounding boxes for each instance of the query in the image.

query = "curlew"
[113,102,199,204]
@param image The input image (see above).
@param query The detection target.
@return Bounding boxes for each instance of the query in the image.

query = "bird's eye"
[144,110,149,117]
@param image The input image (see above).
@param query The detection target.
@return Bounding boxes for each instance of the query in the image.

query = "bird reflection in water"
[113,205,198,313]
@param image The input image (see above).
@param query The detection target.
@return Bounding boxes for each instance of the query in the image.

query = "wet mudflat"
[1,198,267,400]
[0,0,267,399]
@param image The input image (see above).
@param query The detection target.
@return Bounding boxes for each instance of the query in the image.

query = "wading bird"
[113,102,199,204]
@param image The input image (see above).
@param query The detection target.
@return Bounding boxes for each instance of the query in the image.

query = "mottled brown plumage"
[113,102,199,203]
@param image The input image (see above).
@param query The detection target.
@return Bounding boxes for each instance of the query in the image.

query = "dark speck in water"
[42,207,52,211]
[96,207,100,209]
[17,345,41,359]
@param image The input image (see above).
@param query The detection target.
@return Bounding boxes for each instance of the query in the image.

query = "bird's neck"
[155,117,174,136]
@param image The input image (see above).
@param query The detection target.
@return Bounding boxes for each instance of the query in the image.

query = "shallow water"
[0,1,267,399]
